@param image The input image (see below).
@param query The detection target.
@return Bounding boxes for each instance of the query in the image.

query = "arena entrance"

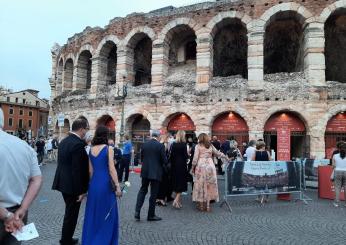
[55,119,70,140]
[167,113,196,140]
[96,115,116,141]
[264,112,309,160]
[325,112,346,158]
[129,115,150,165]
[212,112,249,153]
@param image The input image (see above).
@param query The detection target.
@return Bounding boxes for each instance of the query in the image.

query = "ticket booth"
[325,112,346,158]
[264,112,308,160]
[212,112,249,153]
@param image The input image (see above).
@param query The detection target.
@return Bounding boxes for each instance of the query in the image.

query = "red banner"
[318,166,345,201]
[326,113,346,133]
[277,128,291,161]
[168,114,196,131]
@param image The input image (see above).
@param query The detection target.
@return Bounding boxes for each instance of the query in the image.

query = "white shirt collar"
[70,131,81,139]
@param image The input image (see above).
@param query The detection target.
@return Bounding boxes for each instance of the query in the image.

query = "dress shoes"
[134,212,140,221]
[147,215,162,221]
[59,238,79,245]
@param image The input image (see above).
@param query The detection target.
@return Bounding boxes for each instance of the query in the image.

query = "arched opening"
[127,33,152,86]
[96,115,116,140]
[212,112,249,153]
[126,114,151,165]
[55,119,70,140]
[325,112,346,158]
[63,59,73,91]
[99,41,117,85]
[212,18,248,78]
[77,50,92,89]
[167,25,197,72]
[167,113,196,140]
[264,11,304,74]
[264,112,308,160]
[57,59,63,94]
[325,8,346,82]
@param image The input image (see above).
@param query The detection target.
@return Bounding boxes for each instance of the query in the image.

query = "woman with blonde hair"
[170,130,189,208]
[192,133,228,212]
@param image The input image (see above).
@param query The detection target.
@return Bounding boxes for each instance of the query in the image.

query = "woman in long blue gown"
[82,126,122,245]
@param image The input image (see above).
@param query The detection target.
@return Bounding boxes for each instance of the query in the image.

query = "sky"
[0,0,202,99]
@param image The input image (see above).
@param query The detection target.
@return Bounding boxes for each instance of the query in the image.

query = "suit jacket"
[140,138,168,181]
[52,133,89,196]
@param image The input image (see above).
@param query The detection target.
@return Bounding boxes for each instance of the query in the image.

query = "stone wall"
[49,0,346,159]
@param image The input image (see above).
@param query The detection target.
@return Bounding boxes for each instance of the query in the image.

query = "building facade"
[0,89,49,138]
[49,0,346,159]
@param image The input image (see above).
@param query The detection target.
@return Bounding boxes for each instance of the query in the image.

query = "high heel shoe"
[172,200,181,209]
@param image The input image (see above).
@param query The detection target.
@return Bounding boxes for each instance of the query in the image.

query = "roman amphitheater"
[49,0,346,160]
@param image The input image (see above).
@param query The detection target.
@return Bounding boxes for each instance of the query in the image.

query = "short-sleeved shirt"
[245,146,256,161]
[122,141,133,155]
[333,153,346,171]
[0,130,42,208]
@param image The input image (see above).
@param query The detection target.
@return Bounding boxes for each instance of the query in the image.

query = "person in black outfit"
[36,137,45,165]
[52,119,90,245]
[187,138,197,191]
[170,130,189,209]
[135,130,168,221]
[212,136,223,175]
[156,134,174,206]
[221,137,232,155]
[114,144,123,173]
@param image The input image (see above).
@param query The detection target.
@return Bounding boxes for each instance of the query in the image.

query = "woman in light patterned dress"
[191,133,228,212]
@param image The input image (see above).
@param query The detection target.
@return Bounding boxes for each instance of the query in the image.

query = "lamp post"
[117,82,128,147]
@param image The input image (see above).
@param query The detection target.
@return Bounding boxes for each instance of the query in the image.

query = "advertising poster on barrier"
[227,161,300,195]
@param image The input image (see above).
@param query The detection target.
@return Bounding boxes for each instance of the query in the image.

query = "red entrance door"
[167,113,196,132]
[325,112,346,158]
[264,112,306,161]
[212,112,249,153]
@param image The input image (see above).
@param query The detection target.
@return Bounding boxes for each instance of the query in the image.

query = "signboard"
[48,116,52,125]
[168,114,196,131]
[326,113,346,133]
[277,128,291,161]
[58,113,65,127]
[226,161,301,195]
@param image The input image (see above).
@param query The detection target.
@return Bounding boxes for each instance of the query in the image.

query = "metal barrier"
[220,161,312,212]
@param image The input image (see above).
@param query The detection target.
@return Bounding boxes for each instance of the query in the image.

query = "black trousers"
[0,206,27,245]
[157,172,172,201]
[60,193,81,244]
[135,178,160,218]
[118,154,131,182]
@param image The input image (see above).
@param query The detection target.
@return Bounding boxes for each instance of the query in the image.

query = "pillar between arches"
[247,29,264,90]
[196,35,212,91]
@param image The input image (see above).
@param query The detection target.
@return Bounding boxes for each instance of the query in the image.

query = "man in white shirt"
[0,108,42,245]
[245,140,257,161]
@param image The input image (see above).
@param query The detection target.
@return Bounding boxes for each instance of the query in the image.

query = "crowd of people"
[1,105,345,245]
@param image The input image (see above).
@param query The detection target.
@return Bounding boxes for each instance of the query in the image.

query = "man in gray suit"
[135,130,168,221]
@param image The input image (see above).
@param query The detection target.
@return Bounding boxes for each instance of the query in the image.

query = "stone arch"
[206,11,252,35]
[317,104,346,134]
[324,6,346,82]
[157,17,199,43]
[76,46,93,90]
[260,2,313,28]
[320,0,346,23]
[56,58,64,94]
[96,36,120,86]
[64,53,76,67]
[123,26,156,46]
[63,58,74,91]
[207,12,250,78]
[208,106,252,131]
[125,108,154,127]
[95,35,121,56]
[159,109,198,129]
[262,7,309,74]
[123,27,155,86]
[261,107,310,134]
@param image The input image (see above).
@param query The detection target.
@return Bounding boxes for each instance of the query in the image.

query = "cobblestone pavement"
[25,162,346,245]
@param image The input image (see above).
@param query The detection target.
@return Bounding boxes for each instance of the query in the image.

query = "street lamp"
[117,80,128,146]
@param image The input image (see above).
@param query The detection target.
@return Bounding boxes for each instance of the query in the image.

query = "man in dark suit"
[52,118,89,245]
[135,129,168,222]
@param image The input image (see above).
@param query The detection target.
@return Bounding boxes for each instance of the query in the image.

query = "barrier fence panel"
[221,161,311,212]
[302,159,330,189]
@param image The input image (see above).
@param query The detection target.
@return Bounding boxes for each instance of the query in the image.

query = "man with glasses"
[52,118,90,245]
